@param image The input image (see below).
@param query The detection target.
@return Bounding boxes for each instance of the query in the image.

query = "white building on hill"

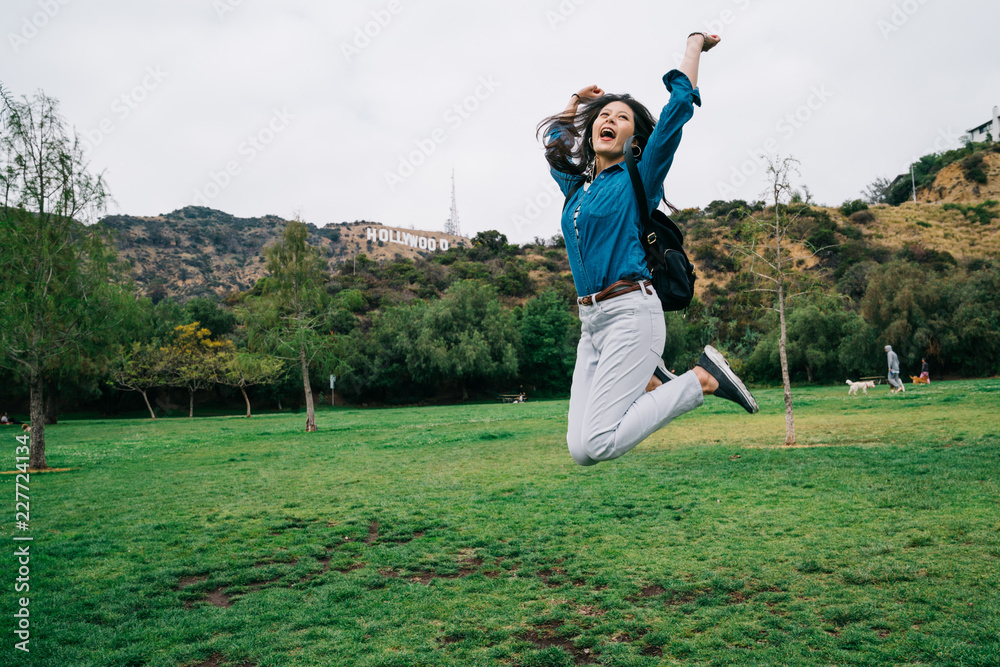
[963,105,999,143]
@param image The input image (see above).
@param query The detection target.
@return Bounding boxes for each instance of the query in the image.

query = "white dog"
[846,379,875,395]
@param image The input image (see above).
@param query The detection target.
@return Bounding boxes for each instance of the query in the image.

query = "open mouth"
[599,126,616,141]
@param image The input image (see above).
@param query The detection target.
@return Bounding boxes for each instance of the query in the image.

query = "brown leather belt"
[577,279,653,306]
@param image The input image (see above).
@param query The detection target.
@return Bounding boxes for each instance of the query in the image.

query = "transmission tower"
[444,170,462,237]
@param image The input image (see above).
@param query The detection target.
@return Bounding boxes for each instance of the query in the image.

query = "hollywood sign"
[366,227,452,251]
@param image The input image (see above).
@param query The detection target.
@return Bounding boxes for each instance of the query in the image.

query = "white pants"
[567,287,704,466]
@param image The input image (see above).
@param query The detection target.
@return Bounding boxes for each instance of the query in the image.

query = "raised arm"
[678,32,720,89]
[558,84,605,120]
[543,85,606,194]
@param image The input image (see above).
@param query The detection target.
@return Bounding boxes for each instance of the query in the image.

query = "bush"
[850,210,876,225]
[705,199,752,221]
[942,201,999,225]
[840,199,869,217]
[895,245,957,271]
[961,153,988,184]
[840,225,863,240]
[692,242,737,273]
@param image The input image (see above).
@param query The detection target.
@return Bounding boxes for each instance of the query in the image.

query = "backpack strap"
[623,135,685,248]
[623,135,657,246]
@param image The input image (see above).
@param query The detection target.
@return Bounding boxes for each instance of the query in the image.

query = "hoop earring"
[632,143,642,160]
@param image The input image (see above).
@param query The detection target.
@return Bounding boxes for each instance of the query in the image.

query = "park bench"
[498,394,524,403]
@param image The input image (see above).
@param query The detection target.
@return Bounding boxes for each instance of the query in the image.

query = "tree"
[219,351,285,417]
[746,298,869,384]
[0,86,119,469]
[862,175,893,205]
[469,230,513,259]
[409,280,519,400]
[518,290,578,393]
[184,297,236,337]
[730,157,831,446]
[343,281,519,403]
[108,342,168,419]
[160,323,233,418]
[241,218,334,432]
[860,261,953,374]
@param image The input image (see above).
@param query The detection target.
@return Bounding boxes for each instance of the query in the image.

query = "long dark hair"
[536,94,657,177]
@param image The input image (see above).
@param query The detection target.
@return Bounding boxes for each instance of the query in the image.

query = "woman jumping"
[537,32,758,467]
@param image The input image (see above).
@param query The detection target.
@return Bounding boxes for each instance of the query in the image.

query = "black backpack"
[622,137,697,311]
[562,138,697,311]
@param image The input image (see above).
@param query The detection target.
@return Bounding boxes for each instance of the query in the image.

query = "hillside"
[99,207,469,301]
[98,184,999,306]
[675,199,1000,301]
[917,150,1000,204]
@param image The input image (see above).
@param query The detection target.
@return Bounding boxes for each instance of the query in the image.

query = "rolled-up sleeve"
[638,70,702,208]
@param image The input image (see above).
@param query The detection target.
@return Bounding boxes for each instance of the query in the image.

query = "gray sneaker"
[697,345,759,414]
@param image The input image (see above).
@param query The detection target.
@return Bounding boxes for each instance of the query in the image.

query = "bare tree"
[729,156,834,446]
[862,175,893,205]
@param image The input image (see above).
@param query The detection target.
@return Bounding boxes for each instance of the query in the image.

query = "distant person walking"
[920,358,930,383]
[885,345,903,393]
[537,32,758,467]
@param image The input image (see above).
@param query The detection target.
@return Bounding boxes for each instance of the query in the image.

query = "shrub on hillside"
[840,199,869,217]
[850,209,876,225]
[692,242,737,273]
[705,199,754,221]
[840,224,864,240]
[896,245,957,272]
[961,152,988,184]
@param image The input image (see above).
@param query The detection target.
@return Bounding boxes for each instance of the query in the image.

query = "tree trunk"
[29,369,47,470]
[189,389,194,418]
[141,389,156,419]
[777,284,796,446]
[241,386,252,418]
[300,344,316,432]
[45,382,59,425]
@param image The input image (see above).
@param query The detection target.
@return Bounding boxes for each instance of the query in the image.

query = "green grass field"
[4,380,1000,666]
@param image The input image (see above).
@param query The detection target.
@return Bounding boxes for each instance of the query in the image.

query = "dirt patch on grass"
[537,567,566,587]
[576,605,604,617]
[177,575,208,590]
[665,588,710,606]
[521,623,595,665]
[365,520,379,545]
[205,588,231,608]
[245,577,281,592]
[334,562,364,573]
[639,585,665,598]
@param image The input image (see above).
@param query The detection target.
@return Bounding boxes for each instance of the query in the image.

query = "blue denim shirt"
[548,70,702,297]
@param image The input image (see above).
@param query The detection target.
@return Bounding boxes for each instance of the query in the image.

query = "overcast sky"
[4,0,999,243]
